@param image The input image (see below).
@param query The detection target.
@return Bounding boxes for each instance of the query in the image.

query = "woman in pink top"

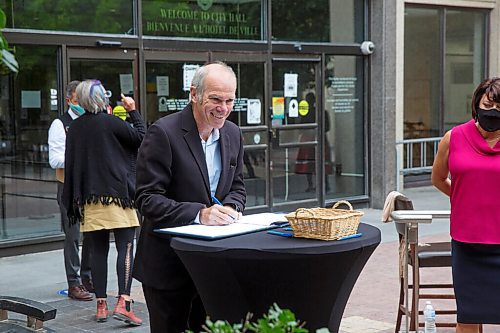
[432,77,500,333]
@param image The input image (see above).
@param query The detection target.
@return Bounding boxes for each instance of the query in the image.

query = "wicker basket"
[285,200,364,240]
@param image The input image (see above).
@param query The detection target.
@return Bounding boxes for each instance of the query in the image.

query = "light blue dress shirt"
[194,128,221,223]
[201,128,222,197]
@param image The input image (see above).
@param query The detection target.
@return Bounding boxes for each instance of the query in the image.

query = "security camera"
[360,41,375,55]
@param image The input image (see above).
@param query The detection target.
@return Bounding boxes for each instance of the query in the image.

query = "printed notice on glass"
[288,99,299,118]
[247,99,261,124]
[120,74,134,95]
[21,90,41,108]
[284,73,298,98]
[50,89,58,111]
[183,64,199,91]
[164,99,190,111]
[50,99,58,111]
[158,96,168,112]
[329,77,359,113]
[156,76,169,96]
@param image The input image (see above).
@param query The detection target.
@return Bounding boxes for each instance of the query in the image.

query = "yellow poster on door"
[299,100,309,116]
[272,97,285,119]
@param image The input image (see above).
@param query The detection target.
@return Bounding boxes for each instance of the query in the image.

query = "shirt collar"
[67,108,80,120]
[204,128,220,145]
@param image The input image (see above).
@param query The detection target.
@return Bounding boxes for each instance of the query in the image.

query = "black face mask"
[476,108,500,132]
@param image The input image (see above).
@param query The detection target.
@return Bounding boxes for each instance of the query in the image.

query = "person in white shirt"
[48,80,93,301]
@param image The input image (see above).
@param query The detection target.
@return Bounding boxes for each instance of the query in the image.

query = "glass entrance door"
[143,52,207,126]
[212,53,267,210]
[67,48,138,113]
[270,59,322,209]
[144,51,268,210]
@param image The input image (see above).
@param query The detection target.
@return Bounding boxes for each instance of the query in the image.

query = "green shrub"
[186,303,330,333]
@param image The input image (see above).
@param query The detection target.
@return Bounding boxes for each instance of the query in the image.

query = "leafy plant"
[187,303,330,333]
[0,8,19,74]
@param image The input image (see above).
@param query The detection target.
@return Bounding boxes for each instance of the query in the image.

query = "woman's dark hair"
[471,77,500,119]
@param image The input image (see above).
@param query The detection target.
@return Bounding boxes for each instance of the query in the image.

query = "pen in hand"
[211,196,237,221]
[211,196,223,206]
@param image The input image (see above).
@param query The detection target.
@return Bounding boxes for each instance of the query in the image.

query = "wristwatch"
[228,203,241,213]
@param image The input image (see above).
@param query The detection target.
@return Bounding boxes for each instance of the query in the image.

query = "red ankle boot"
[96,299,109,322]
[113,296,142,326]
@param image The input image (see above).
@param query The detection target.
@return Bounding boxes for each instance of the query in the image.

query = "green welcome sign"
[142,0,262,40]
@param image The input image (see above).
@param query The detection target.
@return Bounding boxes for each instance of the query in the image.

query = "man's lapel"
[181,105,211,196]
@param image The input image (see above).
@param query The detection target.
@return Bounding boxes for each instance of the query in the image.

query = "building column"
[369,0,404,208]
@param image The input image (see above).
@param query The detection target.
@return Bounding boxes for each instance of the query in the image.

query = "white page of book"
[155,212,288,239]
[237,213,287,226]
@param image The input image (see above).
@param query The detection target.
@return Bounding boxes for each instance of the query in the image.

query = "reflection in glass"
[70,60,134,114]
[226,63,265,127]
[272,0,364,43]
[324,55,365,199]
[404,7,486,138]
[1,0,134,34]
[225,62,266,208]
[242,150,266,207]
[404,7,441,139]
[271,62,318,204]
[330,0,365,43]
[145,60,266,208]
[272,0,329,42]
[444,10,485,132]
[145,62,203,125]
[0,45,60,241]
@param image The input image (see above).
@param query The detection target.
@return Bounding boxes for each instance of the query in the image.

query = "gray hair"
[65,80,80,100]
[76,80,109,114]
[191,61,236,103]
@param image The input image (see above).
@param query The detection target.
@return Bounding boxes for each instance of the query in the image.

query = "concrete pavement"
[1,186,495,332]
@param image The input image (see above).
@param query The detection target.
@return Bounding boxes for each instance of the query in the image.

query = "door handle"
[269,128,280,148]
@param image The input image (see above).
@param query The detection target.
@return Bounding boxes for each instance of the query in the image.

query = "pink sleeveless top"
[449,119,500,243]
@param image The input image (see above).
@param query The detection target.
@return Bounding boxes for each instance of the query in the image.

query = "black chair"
[392,194,456,333]
[0,296,57,332]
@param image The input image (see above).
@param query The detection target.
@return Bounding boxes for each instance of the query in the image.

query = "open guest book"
[154,213,289,240]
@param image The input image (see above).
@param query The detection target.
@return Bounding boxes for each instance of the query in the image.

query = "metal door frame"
[269,56,323,212]
[64,47,139,111]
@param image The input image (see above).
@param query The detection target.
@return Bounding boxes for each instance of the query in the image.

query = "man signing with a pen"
[133,61,246,333]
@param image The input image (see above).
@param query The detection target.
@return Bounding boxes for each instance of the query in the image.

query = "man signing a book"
[133,61,246,333]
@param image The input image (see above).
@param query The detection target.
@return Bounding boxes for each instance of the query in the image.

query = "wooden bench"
[0,296,57,332]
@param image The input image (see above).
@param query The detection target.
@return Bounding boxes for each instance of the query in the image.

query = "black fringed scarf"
[62,111,145,225]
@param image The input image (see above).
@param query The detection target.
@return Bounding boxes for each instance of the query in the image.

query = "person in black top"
[63,80,145,325]
[133,62,246,333]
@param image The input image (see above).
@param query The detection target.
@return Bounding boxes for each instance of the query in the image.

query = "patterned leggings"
[86,227,136,299]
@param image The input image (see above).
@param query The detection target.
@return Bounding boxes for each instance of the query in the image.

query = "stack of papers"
[154,213,288,240]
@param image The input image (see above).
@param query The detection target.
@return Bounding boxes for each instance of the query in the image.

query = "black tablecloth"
[171,223,381,332]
